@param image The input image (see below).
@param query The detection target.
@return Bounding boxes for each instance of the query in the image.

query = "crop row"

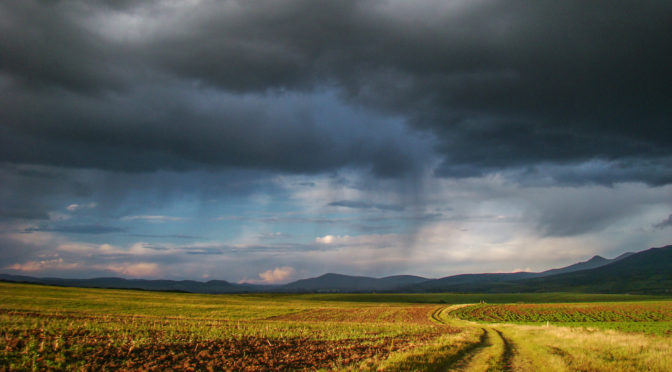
[1,326,444,371]
[453,302,672,323]
[0,282,455,371]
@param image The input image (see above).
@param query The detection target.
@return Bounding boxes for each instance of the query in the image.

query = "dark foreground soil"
[1,327,457,371]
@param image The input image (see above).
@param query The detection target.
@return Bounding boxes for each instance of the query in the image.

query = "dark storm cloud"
[0,208,50,221]
[0,83,429,176]
[140,0,672,182]
[0,165,73,221]
[1,0,671,183]
[0,163,286,226]
[654,215,672,230]
[0,0,130,93]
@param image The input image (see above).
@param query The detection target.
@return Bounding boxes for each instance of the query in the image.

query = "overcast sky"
[1,0,671,283]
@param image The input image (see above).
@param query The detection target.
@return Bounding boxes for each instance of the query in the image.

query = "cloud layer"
[2,0,671,183]
[1,0,671,281]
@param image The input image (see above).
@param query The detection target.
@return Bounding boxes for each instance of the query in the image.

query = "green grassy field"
[451,302,672,335]
[1,282,671,371]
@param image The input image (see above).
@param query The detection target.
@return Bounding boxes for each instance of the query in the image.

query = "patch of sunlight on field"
[363,327,482,371]
[453,302,672,335]
[302,292,665,304]
[550,321,672,336]
[3,282,672,371]
[503,323,672,372]
[0,283,455,370]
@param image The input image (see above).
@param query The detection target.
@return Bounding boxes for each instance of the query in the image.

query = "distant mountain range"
[0,275,270,293]
[405,251,637,293]
[282,273,428,292]
[1,245,670,294]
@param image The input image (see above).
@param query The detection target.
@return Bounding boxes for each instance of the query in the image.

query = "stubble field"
[1,282,671,371]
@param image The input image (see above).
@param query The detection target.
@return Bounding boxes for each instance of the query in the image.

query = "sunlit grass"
[503,323,672,372]
[2,282,672,371]
[452,302,672,335]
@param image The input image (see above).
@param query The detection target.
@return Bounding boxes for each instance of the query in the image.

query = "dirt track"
[432,305,518,372]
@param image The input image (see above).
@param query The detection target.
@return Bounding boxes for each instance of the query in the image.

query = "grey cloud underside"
[127,234,201,240]
[328,200,404,212]
[1,0,672,183]
[654,215,672,230]
[0,164,280,222]
[0,85,425,177]
[24,225,125,234]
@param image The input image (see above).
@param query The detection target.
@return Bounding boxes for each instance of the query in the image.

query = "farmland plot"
[452,302,672,335]
[1,282,672,371]
[445,302,672,371]
[0,283,459,371]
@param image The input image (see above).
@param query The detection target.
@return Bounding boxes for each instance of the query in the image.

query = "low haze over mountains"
[1,245,670,295]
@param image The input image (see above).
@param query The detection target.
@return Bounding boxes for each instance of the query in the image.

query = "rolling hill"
[281,273,428,292]
[1,245,668,294]
[401,252,632,292]
[510,245,672,294]
[0,274,270,293]
[404,245,670,294]
[534,254,627,277]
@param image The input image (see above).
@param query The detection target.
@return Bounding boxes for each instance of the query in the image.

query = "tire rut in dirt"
[447,327,493,371]
[430,306,446,323]
[490,329,515,372]
[427,307,495,371]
